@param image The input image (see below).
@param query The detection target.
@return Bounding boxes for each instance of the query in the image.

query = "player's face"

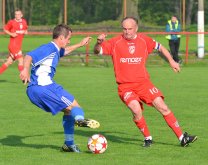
[60,32,71,48]
[15,11,23,21]
[122,19,138,40]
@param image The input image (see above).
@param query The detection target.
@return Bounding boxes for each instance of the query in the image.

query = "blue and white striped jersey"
[27,41,65,86]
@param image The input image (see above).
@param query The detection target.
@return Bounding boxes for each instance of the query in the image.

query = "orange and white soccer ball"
[87,134,107,154]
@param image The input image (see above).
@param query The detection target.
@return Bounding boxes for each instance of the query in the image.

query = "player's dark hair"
[14,9,23,15]
[15,8,22,12]
[121,17,138,25]
[52,24,72,39]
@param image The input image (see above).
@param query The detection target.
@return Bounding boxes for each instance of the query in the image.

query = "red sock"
[163,112,183,139]
[0,64,8,74]
[18,65,24,72]
[134,116,151,138]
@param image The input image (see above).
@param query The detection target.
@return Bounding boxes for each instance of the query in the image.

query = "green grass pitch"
[0,63,208,165]
[0,34,208,54]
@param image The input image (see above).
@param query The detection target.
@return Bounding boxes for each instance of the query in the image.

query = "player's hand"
[80,37,92,46]
[170,60,180,73]
[97,34,107,43]
[11,33,18,37]
[24,30,28,35]
[19,68,30,85]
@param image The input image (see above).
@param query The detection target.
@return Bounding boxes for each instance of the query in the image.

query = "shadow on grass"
[55,129,178,147]
[0,131,179,150]
[74,129,142,145]
[84,130,140,144]
[0,79,16,83]
[0,131,141,150]
[0,135,60,150]
[0,80,8,83]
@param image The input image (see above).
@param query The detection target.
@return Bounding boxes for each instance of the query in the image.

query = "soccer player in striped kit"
[20,24,100,153]
[94,17,197,147]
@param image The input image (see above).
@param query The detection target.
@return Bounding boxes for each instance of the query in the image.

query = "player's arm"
[24,30,28,35]
[94,34,106,54]
[19,55,32,85]
[64,37,91,55]
[24,21,29,34]
[159,45,180,73]
[3,28,17,38]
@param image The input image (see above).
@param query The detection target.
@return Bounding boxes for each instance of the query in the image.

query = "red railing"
[1,31,207,64]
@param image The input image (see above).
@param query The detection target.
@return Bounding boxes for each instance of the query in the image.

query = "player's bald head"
[121,17,138,26]
[121,17,139,40]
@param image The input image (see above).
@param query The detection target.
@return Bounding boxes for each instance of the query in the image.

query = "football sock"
[18,65,24,72]
[63,115,75,146]
[70,106,84,121]
[134,116,151,139]
[0,64,8,74]
[163,112,183,139]
[179,134,184,141]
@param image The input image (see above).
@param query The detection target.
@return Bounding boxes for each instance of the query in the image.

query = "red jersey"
[4,18,28,54]
[100,33,160,84]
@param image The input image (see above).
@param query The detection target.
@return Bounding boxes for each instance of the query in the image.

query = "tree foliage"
[4,0,208,26]
[68,0,122,24]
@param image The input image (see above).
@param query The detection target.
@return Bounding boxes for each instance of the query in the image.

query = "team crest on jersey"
[20,23,23,29]
[128,45,135,54]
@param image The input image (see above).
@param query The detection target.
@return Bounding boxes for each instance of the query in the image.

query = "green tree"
[68,0,122,24]
[3,0,207,26]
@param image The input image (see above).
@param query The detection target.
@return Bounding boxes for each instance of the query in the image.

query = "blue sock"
[62,115,75,146]
[70,107,84,121]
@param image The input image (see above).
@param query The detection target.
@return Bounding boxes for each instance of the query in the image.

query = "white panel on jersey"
[36,58,53,86]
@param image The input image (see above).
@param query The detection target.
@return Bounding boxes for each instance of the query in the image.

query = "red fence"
[1,31,207,64]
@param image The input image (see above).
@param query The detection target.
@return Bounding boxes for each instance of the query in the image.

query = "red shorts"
[118,79,164,109]
[8,43,23,60]
[8,50,23,60]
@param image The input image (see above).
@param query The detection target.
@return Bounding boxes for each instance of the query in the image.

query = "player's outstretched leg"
[0,64,8,74]
[70,106,100,129]
[180,132,197,147]
[75,119,100,129]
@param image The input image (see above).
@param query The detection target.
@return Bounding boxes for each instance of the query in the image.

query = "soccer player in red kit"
[94,17,197,147]
[0,9,28,75]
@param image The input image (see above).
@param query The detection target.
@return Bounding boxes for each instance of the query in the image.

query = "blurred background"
[0,0,207,32]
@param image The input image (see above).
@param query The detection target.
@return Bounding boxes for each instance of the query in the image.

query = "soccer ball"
[87,134,107,154]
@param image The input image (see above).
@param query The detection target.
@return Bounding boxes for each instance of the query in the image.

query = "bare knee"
[63,99,80,115]
[153,97,171,115]
[5,57,13,66]
[128,100,143,121]
[5,60,13,66]
[158,104,170,115]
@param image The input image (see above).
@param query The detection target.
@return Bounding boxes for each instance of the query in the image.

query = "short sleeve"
[141,34,160,53]
[60,48,65,57]
[4,20,13,31]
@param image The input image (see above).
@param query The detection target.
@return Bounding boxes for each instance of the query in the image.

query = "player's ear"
[60,35,64,40]
[20,12,23,18]
[136,26,138,31]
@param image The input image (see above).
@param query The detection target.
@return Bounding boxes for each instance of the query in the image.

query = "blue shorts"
[27,83,74,115]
